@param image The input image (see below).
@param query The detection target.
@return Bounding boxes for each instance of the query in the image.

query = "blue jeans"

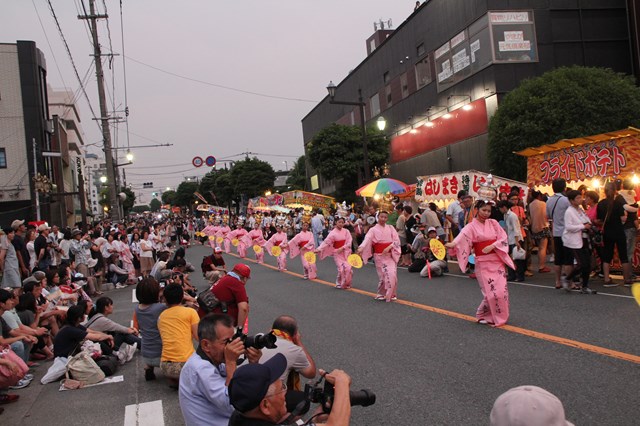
[10,341,31,363]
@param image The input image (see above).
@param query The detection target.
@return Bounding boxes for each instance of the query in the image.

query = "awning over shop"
[515,127,640,185]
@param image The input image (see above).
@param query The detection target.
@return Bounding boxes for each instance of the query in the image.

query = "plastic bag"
[512,246,526,260]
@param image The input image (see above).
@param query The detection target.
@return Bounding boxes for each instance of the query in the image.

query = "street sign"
[205,156,216,167]
[192,156,204,167]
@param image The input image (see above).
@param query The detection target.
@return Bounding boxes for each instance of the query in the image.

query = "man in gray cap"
[490,385,573,426]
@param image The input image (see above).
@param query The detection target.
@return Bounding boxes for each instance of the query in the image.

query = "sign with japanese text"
[282,191,335,210]
[415,170,526,202]
[525,136,640,185]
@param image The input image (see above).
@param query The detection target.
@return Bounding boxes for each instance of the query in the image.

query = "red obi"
[333,240,346,249]
[473,239,497,257]
[373,242,392,254]
[252,235,259,240]
[298,240,309,248]
[274,241,282,246]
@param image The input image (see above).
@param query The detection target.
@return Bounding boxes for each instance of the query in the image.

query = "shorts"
[160,361,185,379]
[602,232,628,264]
[532,227,551,242]
[143,356,161,368]
[552,237,574,266]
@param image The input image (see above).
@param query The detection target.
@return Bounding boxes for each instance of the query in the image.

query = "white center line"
[124,400,164,426]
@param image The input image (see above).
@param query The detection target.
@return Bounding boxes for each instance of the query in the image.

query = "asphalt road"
[4,243,639,425]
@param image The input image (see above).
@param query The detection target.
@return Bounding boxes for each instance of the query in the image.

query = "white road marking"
[132,289,138,303]
[124,400,165,426]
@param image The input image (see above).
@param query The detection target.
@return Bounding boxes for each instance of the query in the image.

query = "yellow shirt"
[158,306,200,362]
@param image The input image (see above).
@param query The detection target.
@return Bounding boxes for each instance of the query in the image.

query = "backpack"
[197,286,228,314]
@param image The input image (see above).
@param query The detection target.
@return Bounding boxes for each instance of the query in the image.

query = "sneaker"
[23,374,34,381]
[603,281,619,288]
[0,394,19,405]
[561,276,571,292]
[10,378,31,390]
[115,350,126,365]
[580,287,597,294]
[115,283,127,289]
[120,343,137,363]
[548,255,554,263]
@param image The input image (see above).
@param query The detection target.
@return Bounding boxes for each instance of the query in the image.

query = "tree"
[174,181,199,207]
[149,198,161,212]
[199,168,235,206]
[286,155,307,190]
[307,124,389,200]
[229,157,276,199]
[161,190,177,205]
[98,186,135,215]
[488,66,640,181]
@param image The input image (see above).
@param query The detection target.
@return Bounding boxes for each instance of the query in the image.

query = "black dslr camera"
[232,327,278,350]
[304,374,376,413]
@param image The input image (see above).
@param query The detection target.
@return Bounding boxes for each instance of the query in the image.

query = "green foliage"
[199,168,235,206]
[98,186,135,215]
[131,205,150,213]
[286,155,307,190]
[229,157,276,198]
[174,181,199,206]
[307,124,389,199]
[488,66,640,181]
[149,198,162,212]
[161,190,177,205]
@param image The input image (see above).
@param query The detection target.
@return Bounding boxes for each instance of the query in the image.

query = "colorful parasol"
[355,178,410,197]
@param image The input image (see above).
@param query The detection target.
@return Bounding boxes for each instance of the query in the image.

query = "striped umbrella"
[355,178,410,197]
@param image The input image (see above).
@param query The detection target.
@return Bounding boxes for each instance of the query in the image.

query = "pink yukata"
[451,218,514,327]
[359,224,401,301]
[203,225,219,249]
[243,229,267,263]
[119,242,136,280]
[228,228,249,258]
[265,232,289,271]
[216,225,231,253]
[289,230,317,280]
[317,228,352,288]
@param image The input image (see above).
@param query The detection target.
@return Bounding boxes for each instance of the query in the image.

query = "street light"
[100,176,107,183]
[377,116,387,131]
[326,81,373,183]
[126,151,134,162]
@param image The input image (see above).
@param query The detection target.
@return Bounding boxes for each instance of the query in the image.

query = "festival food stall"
[282,190,335,213]
[515,126,640,271]
[414,169,527,206]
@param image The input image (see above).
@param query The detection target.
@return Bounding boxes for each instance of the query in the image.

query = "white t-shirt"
[139,239,153,258]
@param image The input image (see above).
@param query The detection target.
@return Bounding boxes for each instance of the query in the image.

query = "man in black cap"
[228,355,352,426]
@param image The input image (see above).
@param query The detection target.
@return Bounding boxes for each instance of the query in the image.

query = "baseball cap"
[490,386,573,426]
[214,246,223,253]
[38,223,50,232]
[427,226,437,233]
[11,220,25,230]
[71,229,83,237]
[232,263,251,279]
[228,353,287,413]
[32,271,46,282]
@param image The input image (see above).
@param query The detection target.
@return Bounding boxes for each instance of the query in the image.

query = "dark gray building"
[302,0,639,194]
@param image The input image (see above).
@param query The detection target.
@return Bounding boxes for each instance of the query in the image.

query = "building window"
[370,93,381,117]
[0,148,6,168]
[488,10,538,63]
[417,42,425,57]
[383,71,390,84]
[385,85,392,107]
[415,55,433,89]
[400,73,409,99]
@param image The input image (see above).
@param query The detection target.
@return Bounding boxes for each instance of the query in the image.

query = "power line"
[45,0,101,132]
[119,0,131,151]
[125,55,318,103]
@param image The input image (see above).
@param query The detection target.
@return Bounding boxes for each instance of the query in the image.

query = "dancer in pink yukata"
[289,221,317,280]
[243,223,267,264]
[316,216,352,288]
[357,211,401,301]
[216,222,231,253]
[228,225,249,258]
[264,225,289,271]
[203,221,219,249]
[446,200,514,327]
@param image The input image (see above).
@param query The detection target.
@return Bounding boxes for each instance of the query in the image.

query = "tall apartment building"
[302,0,640,194]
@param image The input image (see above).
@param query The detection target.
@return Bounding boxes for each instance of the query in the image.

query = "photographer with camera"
[229,355,353,426]
[179,314,263,426]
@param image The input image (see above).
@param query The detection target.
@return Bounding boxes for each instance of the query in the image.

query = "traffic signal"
[143,182,153,188]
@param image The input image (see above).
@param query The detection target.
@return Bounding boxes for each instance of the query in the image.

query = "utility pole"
[79,0,120,221]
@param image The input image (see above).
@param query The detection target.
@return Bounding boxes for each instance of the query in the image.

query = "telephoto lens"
[349,389,376,407]
[244,331,277,349]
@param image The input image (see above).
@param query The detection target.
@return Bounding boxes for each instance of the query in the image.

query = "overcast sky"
[2,1,416,204]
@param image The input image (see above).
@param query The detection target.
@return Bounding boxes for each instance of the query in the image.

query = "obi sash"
[298,240,309,248]
[274,241,282,246]
[333,240,346,249]
[252,235,260,240]
[373,242,392,254]
[473,239,496,257]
